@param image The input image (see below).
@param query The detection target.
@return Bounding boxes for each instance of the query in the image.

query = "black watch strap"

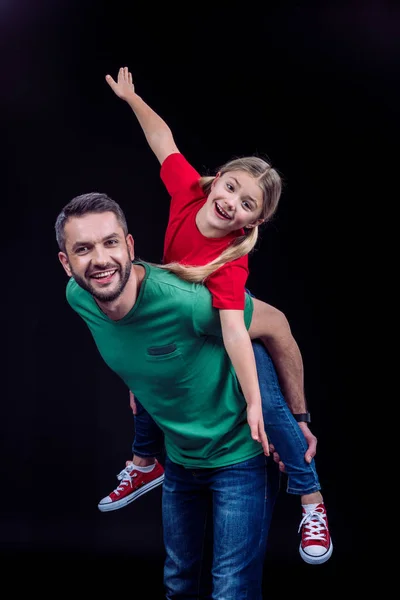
[293,412,311,423]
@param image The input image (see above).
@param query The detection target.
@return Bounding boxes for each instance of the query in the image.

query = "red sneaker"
[98,459,164,512]
[298,503,333,564]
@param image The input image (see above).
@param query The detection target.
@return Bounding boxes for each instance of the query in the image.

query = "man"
[55,191,316,599]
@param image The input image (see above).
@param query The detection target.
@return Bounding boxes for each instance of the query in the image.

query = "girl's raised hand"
[105,66,135,101]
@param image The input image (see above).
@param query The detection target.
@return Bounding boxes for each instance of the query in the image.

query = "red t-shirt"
[161,153,249,310]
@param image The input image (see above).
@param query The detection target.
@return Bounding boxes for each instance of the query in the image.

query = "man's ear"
[58,252,72,277]
[126,234,135,260]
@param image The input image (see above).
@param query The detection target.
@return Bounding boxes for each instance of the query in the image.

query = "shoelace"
[298,509,328,541]
[113,466,137,496]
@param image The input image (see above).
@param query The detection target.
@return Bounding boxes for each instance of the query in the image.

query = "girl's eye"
[226,183,234,191]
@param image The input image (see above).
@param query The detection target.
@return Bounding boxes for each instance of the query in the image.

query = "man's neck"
[96,263,145,321]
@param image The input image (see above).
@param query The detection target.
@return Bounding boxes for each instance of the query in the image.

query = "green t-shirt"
[66,262,262,468]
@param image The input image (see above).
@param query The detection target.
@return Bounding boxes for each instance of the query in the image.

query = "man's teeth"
[92,270,116,279]
[216,203,231,219]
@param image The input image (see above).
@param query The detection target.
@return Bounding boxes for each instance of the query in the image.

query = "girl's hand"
[129,390,137,414]
[268,443,286,472]
[247,405,270,456]
[106,66,135,101]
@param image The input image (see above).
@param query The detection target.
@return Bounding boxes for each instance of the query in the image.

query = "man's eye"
[106,239,118,246]
[76,247,88,253]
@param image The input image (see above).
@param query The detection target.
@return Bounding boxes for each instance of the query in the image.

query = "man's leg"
[264,453,281,542]
[162,456,211,600]
[211,453,268,600]
[98,398,165,512]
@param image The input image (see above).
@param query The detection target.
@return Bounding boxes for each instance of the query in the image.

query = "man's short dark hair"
[55,192,129,253]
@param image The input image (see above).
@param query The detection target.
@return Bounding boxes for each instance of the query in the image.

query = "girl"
[99,67,332,565]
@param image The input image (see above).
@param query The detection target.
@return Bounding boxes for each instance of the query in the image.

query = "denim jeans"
[133,305,320,495]
[132,396,164,459]
[253,340,320,494]
[162,453,277,600]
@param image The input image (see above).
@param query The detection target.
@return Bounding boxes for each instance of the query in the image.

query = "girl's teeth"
[216,204,230,219]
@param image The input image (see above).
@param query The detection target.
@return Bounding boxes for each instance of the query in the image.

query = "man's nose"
[92,245,109,264]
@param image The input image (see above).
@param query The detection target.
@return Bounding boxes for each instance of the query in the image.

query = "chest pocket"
[147,343,179,357]
[145,343,187,391]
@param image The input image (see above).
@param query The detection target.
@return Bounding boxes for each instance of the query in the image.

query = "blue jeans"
[133,337,320,495]
[162,453,278,600]
[253,340,320,494]
[132,397,164,459]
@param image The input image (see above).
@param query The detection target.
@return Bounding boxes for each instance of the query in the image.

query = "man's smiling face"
[58,211,134,303]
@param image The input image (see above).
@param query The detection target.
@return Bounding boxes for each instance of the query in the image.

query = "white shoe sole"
[299,540,333,565]
[98,474,165,512]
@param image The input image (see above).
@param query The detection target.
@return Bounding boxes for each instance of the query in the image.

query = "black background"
[3,0,396,594]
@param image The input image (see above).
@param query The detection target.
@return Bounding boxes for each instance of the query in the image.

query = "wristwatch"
[293,412,311,423]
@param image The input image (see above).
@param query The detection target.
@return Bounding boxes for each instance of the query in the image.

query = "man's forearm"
[259,333,307,414]
[248,298,308,414]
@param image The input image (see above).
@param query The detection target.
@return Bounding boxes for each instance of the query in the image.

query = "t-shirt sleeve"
[193,284,254,338]
[205,260,249,310]
[161,154,206,259]
[160,153,201,196]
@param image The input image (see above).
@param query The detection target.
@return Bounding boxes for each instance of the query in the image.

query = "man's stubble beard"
[70,258,132,303]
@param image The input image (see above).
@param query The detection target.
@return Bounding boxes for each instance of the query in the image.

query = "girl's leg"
[252,339,320,495]
[245,288,320,495]
[252,340,332,564]
[97,397,165,512]
[246,290,332,564]
[132,397,165,460]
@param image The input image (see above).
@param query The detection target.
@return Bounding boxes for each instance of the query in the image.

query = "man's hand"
[269,423,318,472]
[129,390,137,414]
[247,405,270,456]
[298,422,317,463]
[106,66,135,101]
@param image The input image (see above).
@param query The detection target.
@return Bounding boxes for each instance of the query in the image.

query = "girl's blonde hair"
[160,156,282,283]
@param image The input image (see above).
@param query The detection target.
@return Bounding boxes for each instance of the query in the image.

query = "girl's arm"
[106,66,179,165]
[219,310,269,456]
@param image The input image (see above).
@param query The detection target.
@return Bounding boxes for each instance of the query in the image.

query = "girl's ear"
[246,218,265,229]
[211,172,221,187]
